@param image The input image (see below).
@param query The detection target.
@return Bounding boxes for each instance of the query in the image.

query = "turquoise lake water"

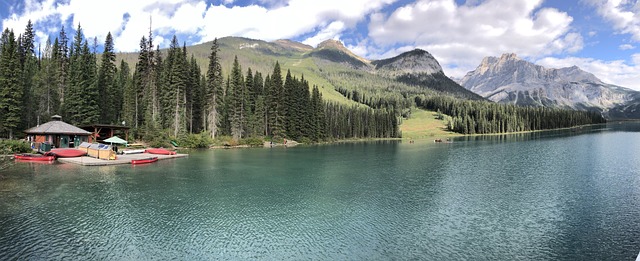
[1,123,640,260]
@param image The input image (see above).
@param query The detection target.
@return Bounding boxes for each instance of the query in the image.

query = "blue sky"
[2,0,640,90]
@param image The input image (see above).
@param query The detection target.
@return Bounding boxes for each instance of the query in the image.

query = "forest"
[0,21,399,146]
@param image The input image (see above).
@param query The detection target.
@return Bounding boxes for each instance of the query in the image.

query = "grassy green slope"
[400,108,460,140]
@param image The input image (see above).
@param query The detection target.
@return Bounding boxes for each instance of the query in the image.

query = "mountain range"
[116,37,640,119]
[458,53,640,118]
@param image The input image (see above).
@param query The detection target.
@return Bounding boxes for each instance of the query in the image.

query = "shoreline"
[190,123,611,150]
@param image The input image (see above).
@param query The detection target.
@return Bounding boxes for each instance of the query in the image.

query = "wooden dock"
[57,153,188,166]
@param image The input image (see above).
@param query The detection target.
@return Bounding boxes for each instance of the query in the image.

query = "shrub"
[212,136,234,146]
[145,129,172,148]
[298,137,312,144]
[0,139,32,154]
[239,137,264,147]
[178,132,213,148]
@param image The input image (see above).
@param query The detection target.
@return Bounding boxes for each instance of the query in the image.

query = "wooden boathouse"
[24,115,92,151]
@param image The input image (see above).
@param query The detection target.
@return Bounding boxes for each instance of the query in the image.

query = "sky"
[1,0,640,89]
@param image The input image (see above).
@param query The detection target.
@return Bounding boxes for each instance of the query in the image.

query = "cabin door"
[60,135,69,148]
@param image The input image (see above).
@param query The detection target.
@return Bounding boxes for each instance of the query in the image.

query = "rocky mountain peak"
[317,39,346,50]
[500,53,519,61]
[311,39,370,66]
[372,48,443,75]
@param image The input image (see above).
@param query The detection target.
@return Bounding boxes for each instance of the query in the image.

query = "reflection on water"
[1,122,640,259]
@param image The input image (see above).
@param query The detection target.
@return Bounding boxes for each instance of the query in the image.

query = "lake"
[1,123,640,260]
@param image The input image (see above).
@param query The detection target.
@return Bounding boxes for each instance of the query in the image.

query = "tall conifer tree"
[205,38,224,139]
[97,32,117,123]
[0,29,23,138]
[229,56,245,140]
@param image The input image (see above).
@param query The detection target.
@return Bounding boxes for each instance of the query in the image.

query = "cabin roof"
[24,120,92,135]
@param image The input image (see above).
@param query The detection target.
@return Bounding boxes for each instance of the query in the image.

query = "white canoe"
[122,149,145,155]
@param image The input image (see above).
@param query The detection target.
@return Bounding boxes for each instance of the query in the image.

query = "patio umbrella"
[103,136,128,145]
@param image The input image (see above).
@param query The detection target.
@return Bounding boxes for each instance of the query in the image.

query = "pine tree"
[0,29,23,138]
[219,76,231,135]
[64,24,84,124]
[35,37,59,120]
[161,35,187,137]
[131,37,147,129]
[187,55,203,133]
[268,62,284,139]
[244,68,257,136]
[20,20,37,129]
[310,86,326,141]
[116,60,131,127]
[263,74,271,136]
[229,56,245,141]
[97,32,117,123]
[205,38,224,139]
[57,26,69,114]
[79,40,99,125]
[283,70,295,138]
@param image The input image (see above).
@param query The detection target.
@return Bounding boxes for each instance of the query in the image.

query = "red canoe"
[145,148,176,155]
[14,154,56,161]
[131,157,158,165]
[48,148,87,158]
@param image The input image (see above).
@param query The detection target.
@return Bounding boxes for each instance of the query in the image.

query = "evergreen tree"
[229,56,245,141]
[34,37,59,120]
[57,26,69,114]
[0,29,23,138]
[97,32,117,123]
[161,35,188,137]
[187,55,203,133]
[79,40,99,125]
[205,38,224,139]
[244,68,257,136]
[310,86,326,141]
[132,36,153,130]
[20,20,37,129]
[283,70,295,138]
[116,60,131,126]
[262,74,271,136]
[218,76,231,135]
[268,62,284,138]
[122,60,137,131]
[64,24,84,124]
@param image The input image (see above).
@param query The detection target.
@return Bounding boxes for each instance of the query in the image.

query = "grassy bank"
[400,109,461,140]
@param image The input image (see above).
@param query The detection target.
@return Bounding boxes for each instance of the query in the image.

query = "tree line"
[0,22,400,142]
[416,95,605,134]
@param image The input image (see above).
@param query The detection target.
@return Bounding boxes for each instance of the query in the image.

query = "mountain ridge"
[459,53,638,111]
[116,36,480,100]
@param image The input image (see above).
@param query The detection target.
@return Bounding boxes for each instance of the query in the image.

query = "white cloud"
[199,0,397,47]
[620,43,635,50]
[537,55,640,90]
[585,0,640,41]
[302,21,345,47]
[1,0,214,52]
[365,0,582,78]
[2,0,398,52]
